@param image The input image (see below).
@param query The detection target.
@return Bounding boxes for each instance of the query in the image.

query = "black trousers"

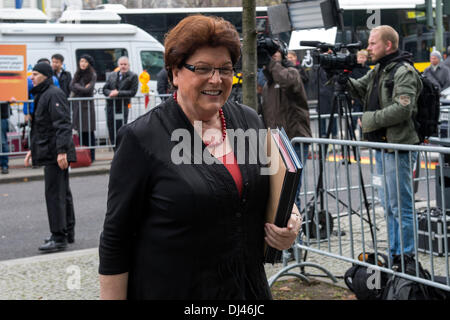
[107,105,129,147]
[44,164,75,242]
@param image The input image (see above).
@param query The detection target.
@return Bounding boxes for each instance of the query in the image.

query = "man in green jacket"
[348,25,421,259]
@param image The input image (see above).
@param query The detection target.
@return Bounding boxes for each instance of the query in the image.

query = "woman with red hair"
[98,15,301,300]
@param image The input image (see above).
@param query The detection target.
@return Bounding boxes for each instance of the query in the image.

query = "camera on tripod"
[257,34,288,69]
[300,40,362,74]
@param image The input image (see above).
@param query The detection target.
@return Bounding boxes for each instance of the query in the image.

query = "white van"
[1,10,165,142]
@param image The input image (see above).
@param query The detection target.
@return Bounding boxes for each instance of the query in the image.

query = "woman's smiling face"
[172,46,234,121]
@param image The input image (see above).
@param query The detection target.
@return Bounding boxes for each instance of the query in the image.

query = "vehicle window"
[75,48,128,82]
[140,51,165,80]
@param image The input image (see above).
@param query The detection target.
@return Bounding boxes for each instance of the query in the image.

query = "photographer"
[347,25,422,259]
[260,40,312,211]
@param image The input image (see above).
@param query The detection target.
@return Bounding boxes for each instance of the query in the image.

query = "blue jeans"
[375,150,417,257]
[293,143,310,211]
[320,118,337,138]
[0,119,9,169]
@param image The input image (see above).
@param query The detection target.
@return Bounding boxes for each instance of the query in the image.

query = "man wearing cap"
[423,51,450,91]
[24,62,77,253]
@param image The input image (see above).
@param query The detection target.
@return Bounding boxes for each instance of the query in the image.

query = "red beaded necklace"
[173,91,227,147]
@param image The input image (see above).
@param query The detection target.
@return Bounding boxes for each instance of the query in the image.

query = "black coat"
[99,97,272,300]
[318,68,334,115]
[1,103,9,119]
[103,71,138,113]
[156,68,169,95]
[30,78,76,166]
[55,69,72,98]
[70,70,97,132]
[350,65,371,113]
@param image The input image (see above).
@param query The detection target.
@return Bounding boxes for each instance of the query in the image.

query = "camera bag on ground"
[382,254,448,300]
[386,62,440,143]
[344,252,389,300]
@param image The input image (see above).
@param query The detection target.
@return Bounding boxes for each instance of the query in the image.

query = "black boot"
[44,231,74,244]
[39,239,67,253]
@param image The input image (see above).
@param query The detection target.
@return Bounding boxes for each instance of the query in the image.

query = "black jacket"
[156,68,169,95]
[318,68,335,115]
[350,65,371,112]
[1,103,9,119]
[103,71,138,113]
[30,78,76,166]
[55,69,72,98]
[99,97,272,300]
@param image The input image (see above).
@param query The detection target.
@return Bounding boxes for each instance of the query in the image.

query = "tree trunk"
[242,0,257,111]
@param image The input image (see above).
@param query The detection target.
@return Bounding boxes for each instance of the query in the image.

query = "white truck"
[1,8,165,142]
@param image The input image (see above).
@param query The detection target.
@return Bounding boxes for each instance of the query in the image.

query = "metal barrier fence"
[0,94,170,157]
[269,137,450,295]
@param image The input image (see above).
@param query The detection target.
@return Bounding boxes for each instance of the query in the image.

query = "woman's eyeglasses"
[183,63,234,78]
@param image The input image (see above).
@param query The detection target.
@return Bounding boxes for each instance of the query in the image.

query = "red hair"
[164,15,241,85]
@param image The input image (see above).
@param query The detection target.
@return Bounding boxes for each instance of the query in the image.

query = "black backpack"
[382,255,445,300]
[344,252,389,300]
[387,62,440,143]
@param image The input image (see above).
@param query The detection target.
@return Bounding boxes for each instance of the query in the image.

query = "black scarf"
[73,67,94,86]
[364,50,403,142]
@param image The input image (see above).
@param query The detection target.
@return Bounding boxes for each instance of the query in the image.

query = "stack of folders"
[264,128,303,264]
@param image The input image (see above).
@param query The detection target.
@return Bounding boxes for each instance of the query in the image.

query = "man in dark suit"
[103,56,138,146]
[51,53,72,98]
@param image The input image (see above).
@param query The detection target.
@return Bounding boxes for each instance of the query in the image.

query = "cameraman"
[260,42,312,211]
[347,25,421,259]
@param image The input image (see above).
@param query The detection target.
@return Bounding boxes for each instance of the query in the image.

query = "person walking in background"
[423,51,450,92]
[98,15,301,300]
[287,50,309,85]
[156,67,170,101]
[318,65,337,139]
[24,62,77,253]
[260,42,312,212]
[70,54,97,162]
[103,56,138,147]
[1,98,15,174]
[51,53,72,98]
[443,46,450,70]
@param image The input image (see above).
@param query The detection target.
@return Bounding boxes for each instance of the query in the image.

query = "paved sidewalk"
[0,248,291,300]
[0,149,114,185]
[1,148,447,299]
[0,149,292,300]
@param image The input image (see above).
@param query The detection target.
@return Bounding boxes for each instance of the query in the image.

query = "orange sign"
[0,45,27,101]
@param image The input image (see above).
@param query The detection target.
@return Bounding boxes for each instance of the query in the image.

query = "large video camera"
[300,40,362,74]
[257,34,288,69]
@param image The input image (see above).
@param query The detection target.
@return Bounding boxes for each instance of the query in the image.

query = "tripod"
[311,70,376,246]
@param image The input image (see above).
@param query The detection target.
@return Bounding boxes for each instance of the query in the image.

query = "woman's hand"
[264,206,302,251]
